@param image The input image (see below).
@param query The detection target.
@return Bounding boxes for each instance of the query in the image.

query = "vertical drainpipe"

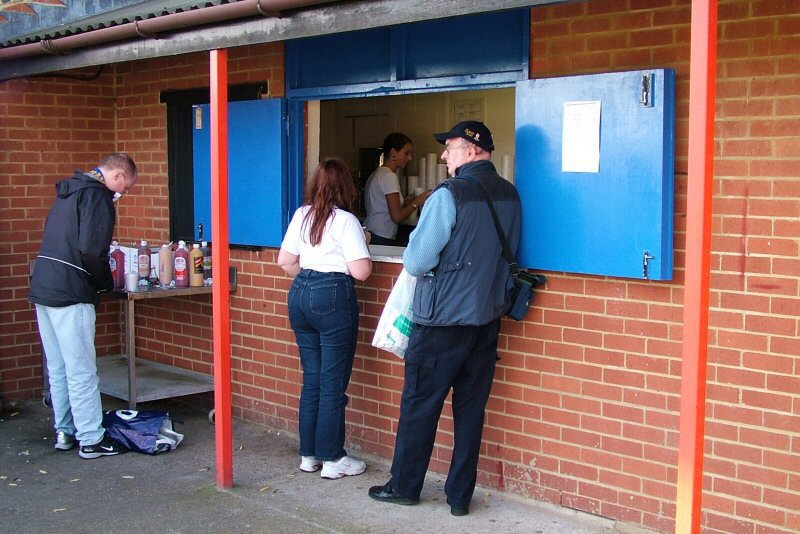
[676,0,718,532]
[210,48,233,489]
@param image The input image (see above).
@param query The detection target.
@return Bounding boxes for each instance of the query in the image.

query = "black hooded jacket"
[29,171,116,307]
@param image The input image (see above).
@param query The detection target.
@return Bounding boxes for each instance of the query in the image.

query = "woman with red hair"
[278,157,372,479]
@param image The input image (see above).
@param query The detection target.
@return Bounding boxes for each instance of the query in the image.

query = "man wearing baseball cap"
[369,121,522,516]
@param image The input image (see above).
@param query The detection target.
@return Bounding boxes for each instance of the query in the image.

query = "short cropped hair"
[100,153,137,182]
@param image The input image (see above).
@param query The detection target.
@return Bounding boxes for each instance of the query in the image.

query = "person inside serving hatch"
[363,132,431,246]
[278,157,372,479]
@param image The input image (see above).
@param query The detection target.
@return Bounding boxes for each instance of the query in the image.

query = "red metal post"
[210,48,234,489]
[676,1,718,532]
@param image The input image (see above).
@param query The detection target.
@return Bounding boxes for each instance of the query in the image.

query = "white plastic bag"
[372,268,416,358]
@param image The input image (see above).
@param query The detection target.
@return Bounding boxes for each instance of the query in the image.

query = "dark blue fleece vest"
[412,160,521,326]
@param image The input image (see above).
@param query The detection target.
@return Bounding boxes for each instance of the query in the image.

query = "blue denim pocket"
[309,282,337,315]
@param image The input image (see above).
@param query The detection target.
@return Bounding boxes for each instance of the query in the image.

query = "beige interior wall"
[317,87,516,188]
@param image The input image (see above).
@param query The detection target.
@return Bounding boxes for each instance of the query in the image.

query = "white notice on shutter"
[562,101,601,173]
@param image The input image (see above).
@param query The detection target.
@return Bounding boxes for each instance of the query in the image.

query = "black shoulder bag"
[465,177,547,321]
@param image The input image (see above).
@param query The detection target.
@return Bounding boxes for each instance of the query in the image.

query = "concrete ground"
[1,396,652,534]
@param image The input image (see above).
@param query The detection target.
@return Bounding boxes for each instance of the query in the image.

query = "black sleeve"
[78,188,115,292]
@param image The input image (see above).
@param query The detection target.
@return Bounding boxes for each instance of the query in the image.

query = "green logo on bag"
[393,306,414,336]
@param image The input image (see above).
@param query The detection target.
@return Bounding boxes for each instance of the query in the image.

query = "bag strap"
[460,176,520,276]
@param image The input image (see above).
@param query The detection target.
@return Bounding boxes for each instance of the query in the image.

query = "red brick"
[599,501,642,523]
[743,389,793,413]
[763,487,799,513]
[561,460,599,481]
[604,334,646,353]
[741,426,791,451]
[599,468,640,492]
[748,275,798,296]
[766,375,800,396]
[735,501,786,528]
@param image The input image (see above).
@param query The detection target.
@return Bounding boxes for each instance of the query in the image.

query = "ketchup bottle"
[110,242,126,289]
[174,240,190,288]
[137,240,151,284]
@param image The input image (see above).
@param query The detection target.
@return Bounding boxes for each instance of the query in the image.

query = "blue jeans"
[288,270,359,461]
[35,303,105,445]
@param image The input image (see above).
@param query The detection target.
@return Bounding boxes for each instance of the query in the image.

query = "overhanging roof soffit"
[0,0,573,81]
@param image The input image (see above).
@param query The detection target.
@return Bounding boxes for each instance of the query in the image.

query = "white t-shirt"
[281,206,370,275]
[363,166,403,239]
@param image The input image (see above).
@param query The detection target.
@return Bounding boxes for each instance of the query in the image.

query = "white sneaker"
[299,455,322,473]
[320,455,366,479]
[54,430,76,451]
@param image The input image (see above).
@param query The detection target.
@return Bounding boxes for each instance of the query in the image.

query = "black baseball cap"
[433,120,495,152]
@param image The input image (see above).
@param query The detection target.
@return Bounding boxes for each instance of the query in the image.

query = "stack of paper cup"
[436,164,447,184]
[418,157,427,188]
[501,154,515,183]
[426,153,438,190]
[407,175,419,196]
[125,272,139,292]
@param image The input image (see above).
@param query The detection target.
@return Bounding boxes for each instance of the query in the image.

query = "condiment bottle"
[189,243,205,287]
[174,240,190,288]
[137,240,150,285]
[110,241,126,289]
[158,244,174,286]
[200,241,212,282]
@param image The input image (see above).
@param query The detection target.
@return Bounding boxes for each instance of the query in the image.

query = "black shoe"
[447,497,469,516]
[368,483,419,506]
[79,434,127,459]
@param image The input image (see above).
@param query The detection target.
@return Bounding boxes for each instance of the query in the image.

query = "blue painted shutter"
[515,69,676,280]
[193,98,286,247]
[286,10,528,98]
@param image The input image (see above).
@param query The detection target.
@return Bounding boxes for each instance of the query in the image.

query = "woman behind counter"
[363,133,431,246]
[277,157,372,479]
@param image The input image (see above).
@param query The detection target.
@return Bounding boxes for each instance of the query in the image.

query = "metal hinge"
[642,251,655,279]
[641,73,653,107]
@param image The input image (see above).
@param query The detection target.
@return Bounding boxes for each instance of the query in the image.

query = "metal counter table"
[99,285,215,410]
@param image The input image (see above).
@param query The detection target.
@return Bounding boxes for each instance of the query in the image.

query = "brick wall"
[1,1,798,533]
[529,1,800,533]
[109,46,288,392]
[0,71,122,401]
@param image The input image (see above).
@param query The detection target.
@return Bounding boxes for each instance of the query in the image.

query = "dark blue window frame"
[285,10,530,214]
[286,10,530,99]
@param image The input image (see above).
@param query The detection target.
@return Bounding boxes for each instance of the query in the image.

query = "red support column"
[676,1,718,532]
[210,48,233,489]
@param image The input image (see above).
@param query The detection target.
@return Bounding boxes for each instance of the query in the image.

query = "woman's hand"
[414,189,433,206]
[388,189,433,224]
[403,189,432,210]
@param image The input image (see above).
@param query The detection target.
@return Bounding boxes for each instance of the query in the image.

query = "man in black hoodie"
[30,153,137,459]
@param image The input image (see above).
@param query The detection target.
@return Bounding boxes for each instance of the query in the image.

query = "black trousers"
[389,318,501,508]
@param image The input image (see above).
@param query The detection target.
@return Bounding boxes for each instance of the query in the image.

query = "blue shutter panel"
[193,98,286,247]
[515,69,676,280]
